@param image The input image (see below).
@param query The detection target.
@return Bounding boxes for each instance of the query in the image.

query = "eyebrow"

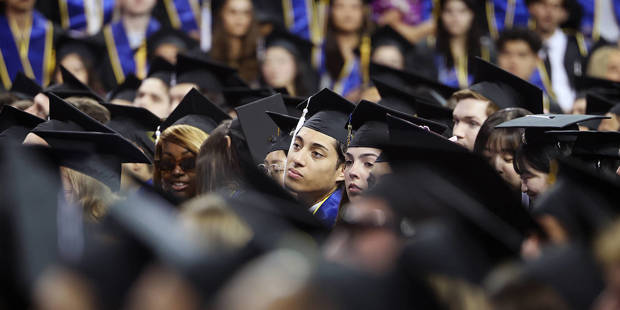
[310,142,329,153]
[163,150,193,156]
[359,153,379,158]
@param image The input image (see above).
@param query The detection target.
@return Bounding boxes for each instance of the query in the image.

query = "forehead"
[162,141,192,156]
[501,40,535,53]
[139,78,168,94]
[346,146,382,157]
[264,46,295,58]
[453,98,489,119]
[297,127,338,150]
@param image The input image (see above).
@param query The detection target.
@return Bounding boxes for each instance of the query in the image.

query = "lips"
[348,184,363,194]
[170,182,188,192]
[287,168,303,180]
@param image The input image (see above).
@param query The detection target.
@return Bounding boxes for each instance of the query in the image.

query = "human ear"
[225,135,232,149]
[335,162,345,182]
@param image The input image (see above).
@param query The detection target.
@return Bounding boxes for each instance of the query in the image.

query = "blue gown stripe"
[28,12,49,85]
[314,188,343,227]
[0,16,25,83]
[65,0,115,31]
[109,18,160,78]
[174,0,200,32]
[290,0,312,40]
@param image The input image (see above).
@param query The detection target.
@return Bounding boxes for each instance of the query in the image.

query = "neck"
[299,186,338,207]
[337,32,360,59]
[6,6,32,29]
[286,83,296,97]
[122,12,150,33]
[229,37,243,61]
[450,35,467,57]
[536,27,556,41]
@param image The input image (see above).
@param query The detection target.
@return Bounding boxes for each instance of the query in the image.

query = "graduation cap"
[586,92,620,115]
[296,88,356,145]
[264,29,314,64]
[32,93,115,134]
[265,110,299,153]
[9,72,42,100]
[252,0,285,25]
[373,77,454,126]
[235,93,289,163]
[470,57,543,114]
[371,26,413,55]
[159,88,230,135]
[546,130,620,160]
[175,52,248,92]
[496,114,609,145]
[370,62,458,99]
[101,103,161,161]
[55,34,103,67]
[106,74,141,103]
[384,114,466,154]
[222,87,276,109]
[47,66,105,103]
[347,100,448,148]
[0,105,45,141]
[147,56,174,86]
[574,75,620,96]
[34,131,151,190]
[146,27,198,59]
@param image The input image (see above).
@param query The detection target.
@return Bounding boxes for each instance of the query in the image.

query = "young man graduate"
[284,88,355,227]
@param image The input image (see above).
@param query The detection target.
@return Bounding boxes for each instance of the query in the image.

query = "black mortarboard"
[159,88,230,135]
[101,103,161,161]
[264,29,314,64]
[297,88,356,145]
[34,131,151,190]
[586,93,620,115]
[281,94,304,117]
[9,72,42,100]
[373,77,454,126]
[106,74,141,103]
[265,110,299,153]
[348,100,448,148]
[470,57,543,113]
[32,93,115,133]
[574,75,620,95]
[384,114,466,153]
[0,105,44,141]
[235,93,289,163]
[175,52,248,92]
[55,34,102,65]
[47,66,105,103]
[222,87,275,109]
[496,114,609,145]
[147,56,174,86]
[252,0,285,25]
[146,27,198,58]
[546,130,620,160]
[371,26,413,54]
[370,62,458,99]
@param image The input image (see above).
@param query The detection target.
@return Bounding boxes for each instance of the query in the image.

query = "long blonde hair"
[587,46,620,79]
[61,167,119,221]
[153,124,209,189]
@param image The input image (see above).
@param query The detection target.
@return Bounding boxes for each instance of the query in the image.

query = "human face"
[570,97,586,114]
[285,127,345,204]
[154,43,180,65]
[371,46,405,70]
[25,93,50,119]
[263,150,287,187]
[441,0,474,37]
[490,150,521,191]
[221,0,253,38]
[344,147,381,202]
[498,40,540,80]
[169,83,196,114]
[528,0,566,34]
[323,197,401,274]
[121,0,156,16]
[331,0,364,33]
[519,162,550,200]
[5,0,35,12]
[57,54,89,85]
[606,52,620,82]
[134,78,170,119]
[599,113,620,132]
[452,98,489,150]
[261,47,297,89]
[158,142,197,200]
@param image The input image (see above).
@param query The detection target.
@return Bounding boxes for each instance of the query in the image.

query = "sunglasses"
[155,157,196,172]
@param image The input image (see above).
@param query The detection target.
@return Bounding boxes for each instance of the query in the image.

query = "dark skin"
[159,142,197,200]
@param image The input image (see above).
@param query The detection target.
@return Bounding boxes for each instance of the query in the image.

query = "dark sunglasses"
[155,157,196,172]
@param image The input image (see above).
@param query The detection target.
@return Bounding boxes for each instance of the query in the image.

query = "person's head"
[261,46,297,91]
[330,0,366,34]
[344,147,382,202]
[474,108,532,191]
[134,77,170,119]
[527,0,569,35]
[570,96,586,114]
[497,28,542,81]
[4,0,35,11]
[56,54,89,86]
[439,0,476,38]
[514,143,556,200]
[587,47,620,82]
[263,149,287,187]
[168,83,197,114]
[120,0,156,16]
[218,0,254,38]
[60,167,118,221]
[24,92,50,119]
[196,120,242,195]
[154,125,208,201]
[285,126,346,204]
[65,96,110,124]
[371,45,405,70]
[451,89,499,150]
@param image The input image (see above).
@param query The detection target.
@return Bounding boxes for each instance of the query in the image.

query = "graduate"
[0,0,56,91]
[36,0,115,36]
[264,110,299,186]
[284,88,355,227]
[133,57,174,119]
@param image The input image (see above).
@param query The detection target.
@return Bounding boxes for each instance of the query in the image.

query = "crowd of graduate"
[4,0,620,309]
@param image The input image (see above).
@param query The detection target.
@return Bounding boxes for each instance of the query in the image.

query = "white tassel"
[283,96,311,185]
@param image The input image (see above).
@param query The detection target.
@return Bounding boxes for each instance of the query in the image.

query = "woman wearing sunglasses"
[154,124,209,201]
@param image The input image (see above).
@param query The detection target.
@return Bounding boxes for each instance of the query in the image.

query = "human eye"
[364,161,375,168]
[292,142,301,151]
[344,159,353,167]
[311,151,325,159]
